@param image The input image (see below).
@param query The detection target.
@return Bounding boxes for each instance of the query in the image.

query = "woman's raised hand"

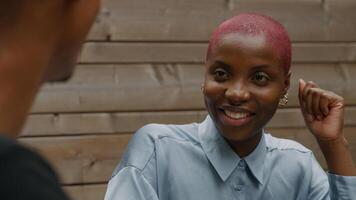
[298,79,344,141]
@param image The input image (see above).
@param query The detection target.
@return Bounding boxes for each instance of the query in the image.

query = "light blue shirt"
[105,116,356,200]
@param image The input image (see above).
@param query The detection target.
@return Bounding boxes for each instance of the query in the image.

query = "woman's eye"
[213,68,229,81]
[251,72,270,85]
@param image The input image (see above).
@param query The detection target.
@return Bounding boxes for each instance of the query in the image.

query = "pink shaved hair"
[206,13,292,74]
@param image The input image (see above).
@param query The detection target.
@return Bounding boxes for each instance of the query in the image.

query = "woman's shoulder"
[264,133,311,154]
[263,133,326,184]
[132,122,200,145]
[263,133,316,170]
[116,122,199,171]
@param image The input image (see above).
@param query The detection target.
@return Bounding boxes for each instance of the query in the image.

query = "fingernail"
[317,115,322,121]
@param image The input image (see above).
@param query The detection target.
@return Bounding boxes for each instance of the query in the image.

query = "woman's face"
[203,33,290,142]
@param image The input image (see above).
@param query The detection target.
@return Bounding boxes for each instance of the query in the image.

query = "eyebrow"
[251,64,273,70]
[214,60,274,71]
[253,64,283,74]
[212,60,231,68]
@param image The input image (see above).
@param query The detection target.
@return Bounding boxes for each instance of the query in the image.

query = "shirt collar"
[244,130,267,184]
[198,115,267,184]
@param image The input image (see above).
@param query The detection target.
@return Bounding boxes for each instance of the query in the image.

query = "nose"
[225,82,250,105]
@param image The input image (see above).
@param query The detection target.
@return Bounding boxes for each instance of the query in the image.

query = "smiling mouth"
[223,110,253,120]
[219,107,256,126]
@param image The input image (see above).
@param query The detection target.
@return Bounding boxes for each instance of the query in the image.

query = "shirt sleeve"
[105,166,159,200]
[308,153,330,200]
[328,172,356,200]
[308,153,356,200]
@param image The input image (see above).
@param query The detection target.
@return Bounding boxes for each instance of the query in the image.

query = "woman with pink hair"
[106,13,356,200]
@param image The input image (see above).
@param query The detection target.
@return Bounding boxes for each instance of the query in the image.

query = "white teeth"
[224,110,249,120]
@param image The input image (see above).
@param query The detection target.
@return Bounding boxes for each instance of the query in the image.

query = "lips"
[219,106,256,126]
[224,110,252,120]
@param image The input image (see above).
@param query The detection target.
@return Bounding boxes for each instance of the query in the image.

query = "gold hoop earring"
[278,93,288,108]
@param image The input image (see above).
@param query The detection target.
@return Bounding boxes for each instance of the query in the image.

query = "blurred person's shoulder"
[0,135,70,200]
[0,134,52,170]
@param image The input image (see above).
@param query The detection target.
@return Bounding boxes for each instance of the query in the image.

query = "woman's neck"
[227,131,263,158]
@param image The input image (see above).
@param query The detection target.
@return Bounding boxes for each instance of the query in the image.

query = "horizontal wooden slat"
[22,107,356,136]
[33,86,203,113]
[64,184,106,200]
[14,2,356,200]
[52,63,203,86]
[22,111,206,136]
[20,135,131,185]
[80,43,205,63]
[20,127,356,184]
[79,43,356,63]
[87,0,356,42]
[32,63,356,113]
[65,63,356,86]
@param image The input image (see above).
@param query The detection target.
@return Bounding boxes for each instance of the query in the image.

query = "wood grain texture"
[79,43,356,63]
[64,184,106,200]
[17,1,356,199]
[87,0,356,42]
[22,107,356,136]
[30,64,356,113]
[20,134,131,185]
[20,127,356,185]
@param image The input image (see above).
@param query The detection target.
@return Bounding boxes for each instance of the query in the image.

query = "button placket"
[238,159,246,168]
[230,159,248,199]
[233,184,244,192]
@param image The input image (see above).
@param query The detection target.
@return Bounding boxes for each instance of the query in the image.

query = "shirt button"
[233,185,242,192]
[238,160,245,167]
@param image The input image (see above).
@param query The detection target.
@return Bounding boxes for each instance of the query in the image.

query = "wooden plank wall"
[18,0,356,199]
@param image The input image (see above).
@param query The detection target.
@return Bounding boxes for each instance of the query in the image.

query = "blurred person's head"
[203,13,291,154]
[0,0,101,137]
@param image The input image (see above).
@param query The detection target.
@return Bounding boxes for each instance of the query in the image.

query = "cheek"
[203,79,225,103]
[45,0,100,83]
[253,86,282,117]
[258,88,281,103]
[63,0,100,43]
[203,79,225,115]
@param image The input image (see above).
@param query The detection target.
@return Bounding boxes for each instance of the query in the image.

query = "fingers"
[303,82,315,114]
[312,90,322,119]
[298,79,307,114]
[298,79,306,104]
[299,79,341,121]
[319,96,329,116]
